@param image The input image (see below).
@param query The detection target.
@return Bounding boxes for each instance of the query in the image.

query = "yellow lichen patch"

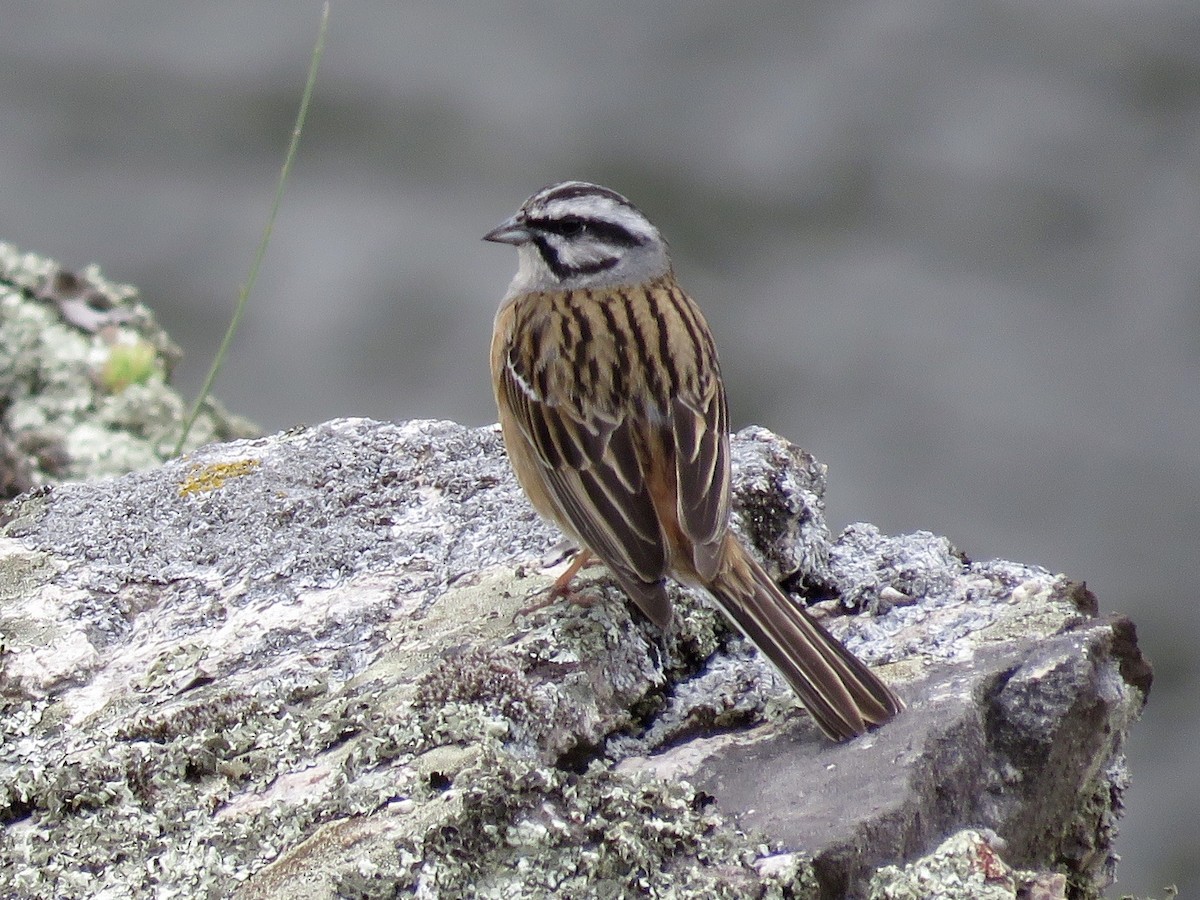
[179,459,261,496]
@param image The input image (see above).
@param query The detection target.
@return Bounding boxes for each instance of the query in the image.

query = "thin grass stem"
[173,3,330,457]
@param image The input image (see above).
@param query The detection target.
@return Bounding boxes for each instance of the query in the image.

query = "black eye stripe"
[526,216,584,238]
[526,216,647,247]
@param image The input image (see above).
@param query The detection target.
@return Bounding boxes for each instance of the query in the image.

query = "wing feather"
[500,360,670,590]
[671,382,730,581]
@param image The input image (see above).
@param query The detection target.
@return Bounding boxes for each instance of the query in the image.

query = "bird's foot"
[513,549,597,621]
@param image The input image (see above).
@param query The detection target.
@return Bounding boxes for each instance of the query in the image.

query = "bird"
[484,180,903,741]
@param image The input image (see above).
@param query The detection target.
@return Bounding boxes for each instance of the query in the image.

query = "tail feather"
[707,539,904,741]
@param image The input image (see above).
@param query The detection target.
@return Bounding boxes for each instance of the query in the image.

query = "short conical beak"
[482,215,531,245]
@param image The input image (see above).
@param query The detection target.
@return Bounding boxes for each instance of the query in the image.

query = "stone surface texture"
[0,418,1150,899]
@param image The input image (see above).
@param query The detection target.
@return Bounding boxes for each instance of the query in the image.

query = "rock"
[0,418,1150,899]
[868,829,1068,900]
[0,243,258,500]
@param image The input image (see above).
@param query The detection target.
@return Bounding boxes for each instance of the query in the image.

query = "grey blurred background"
[1,2,1195,894]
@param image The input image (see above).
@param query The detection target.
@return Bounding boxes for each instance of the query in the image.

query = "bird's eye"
[559,218,585,236]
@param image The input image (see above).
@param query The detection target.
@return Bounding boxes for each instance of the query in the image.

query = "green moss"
[99,340,161,393]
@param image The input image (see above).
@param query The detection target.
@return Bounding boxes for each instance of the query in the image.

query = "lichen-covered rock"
[0,418,1150,898]
[868,829,1067,900]
[0,243,258,497]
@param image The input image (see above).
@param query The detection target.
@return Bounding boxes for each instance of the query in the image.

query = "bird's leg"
[548,547,595,594]
[513,549,597,620]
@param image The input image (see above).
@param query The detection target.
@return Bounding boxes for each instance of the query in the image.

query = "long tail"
[706,537,904,741]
